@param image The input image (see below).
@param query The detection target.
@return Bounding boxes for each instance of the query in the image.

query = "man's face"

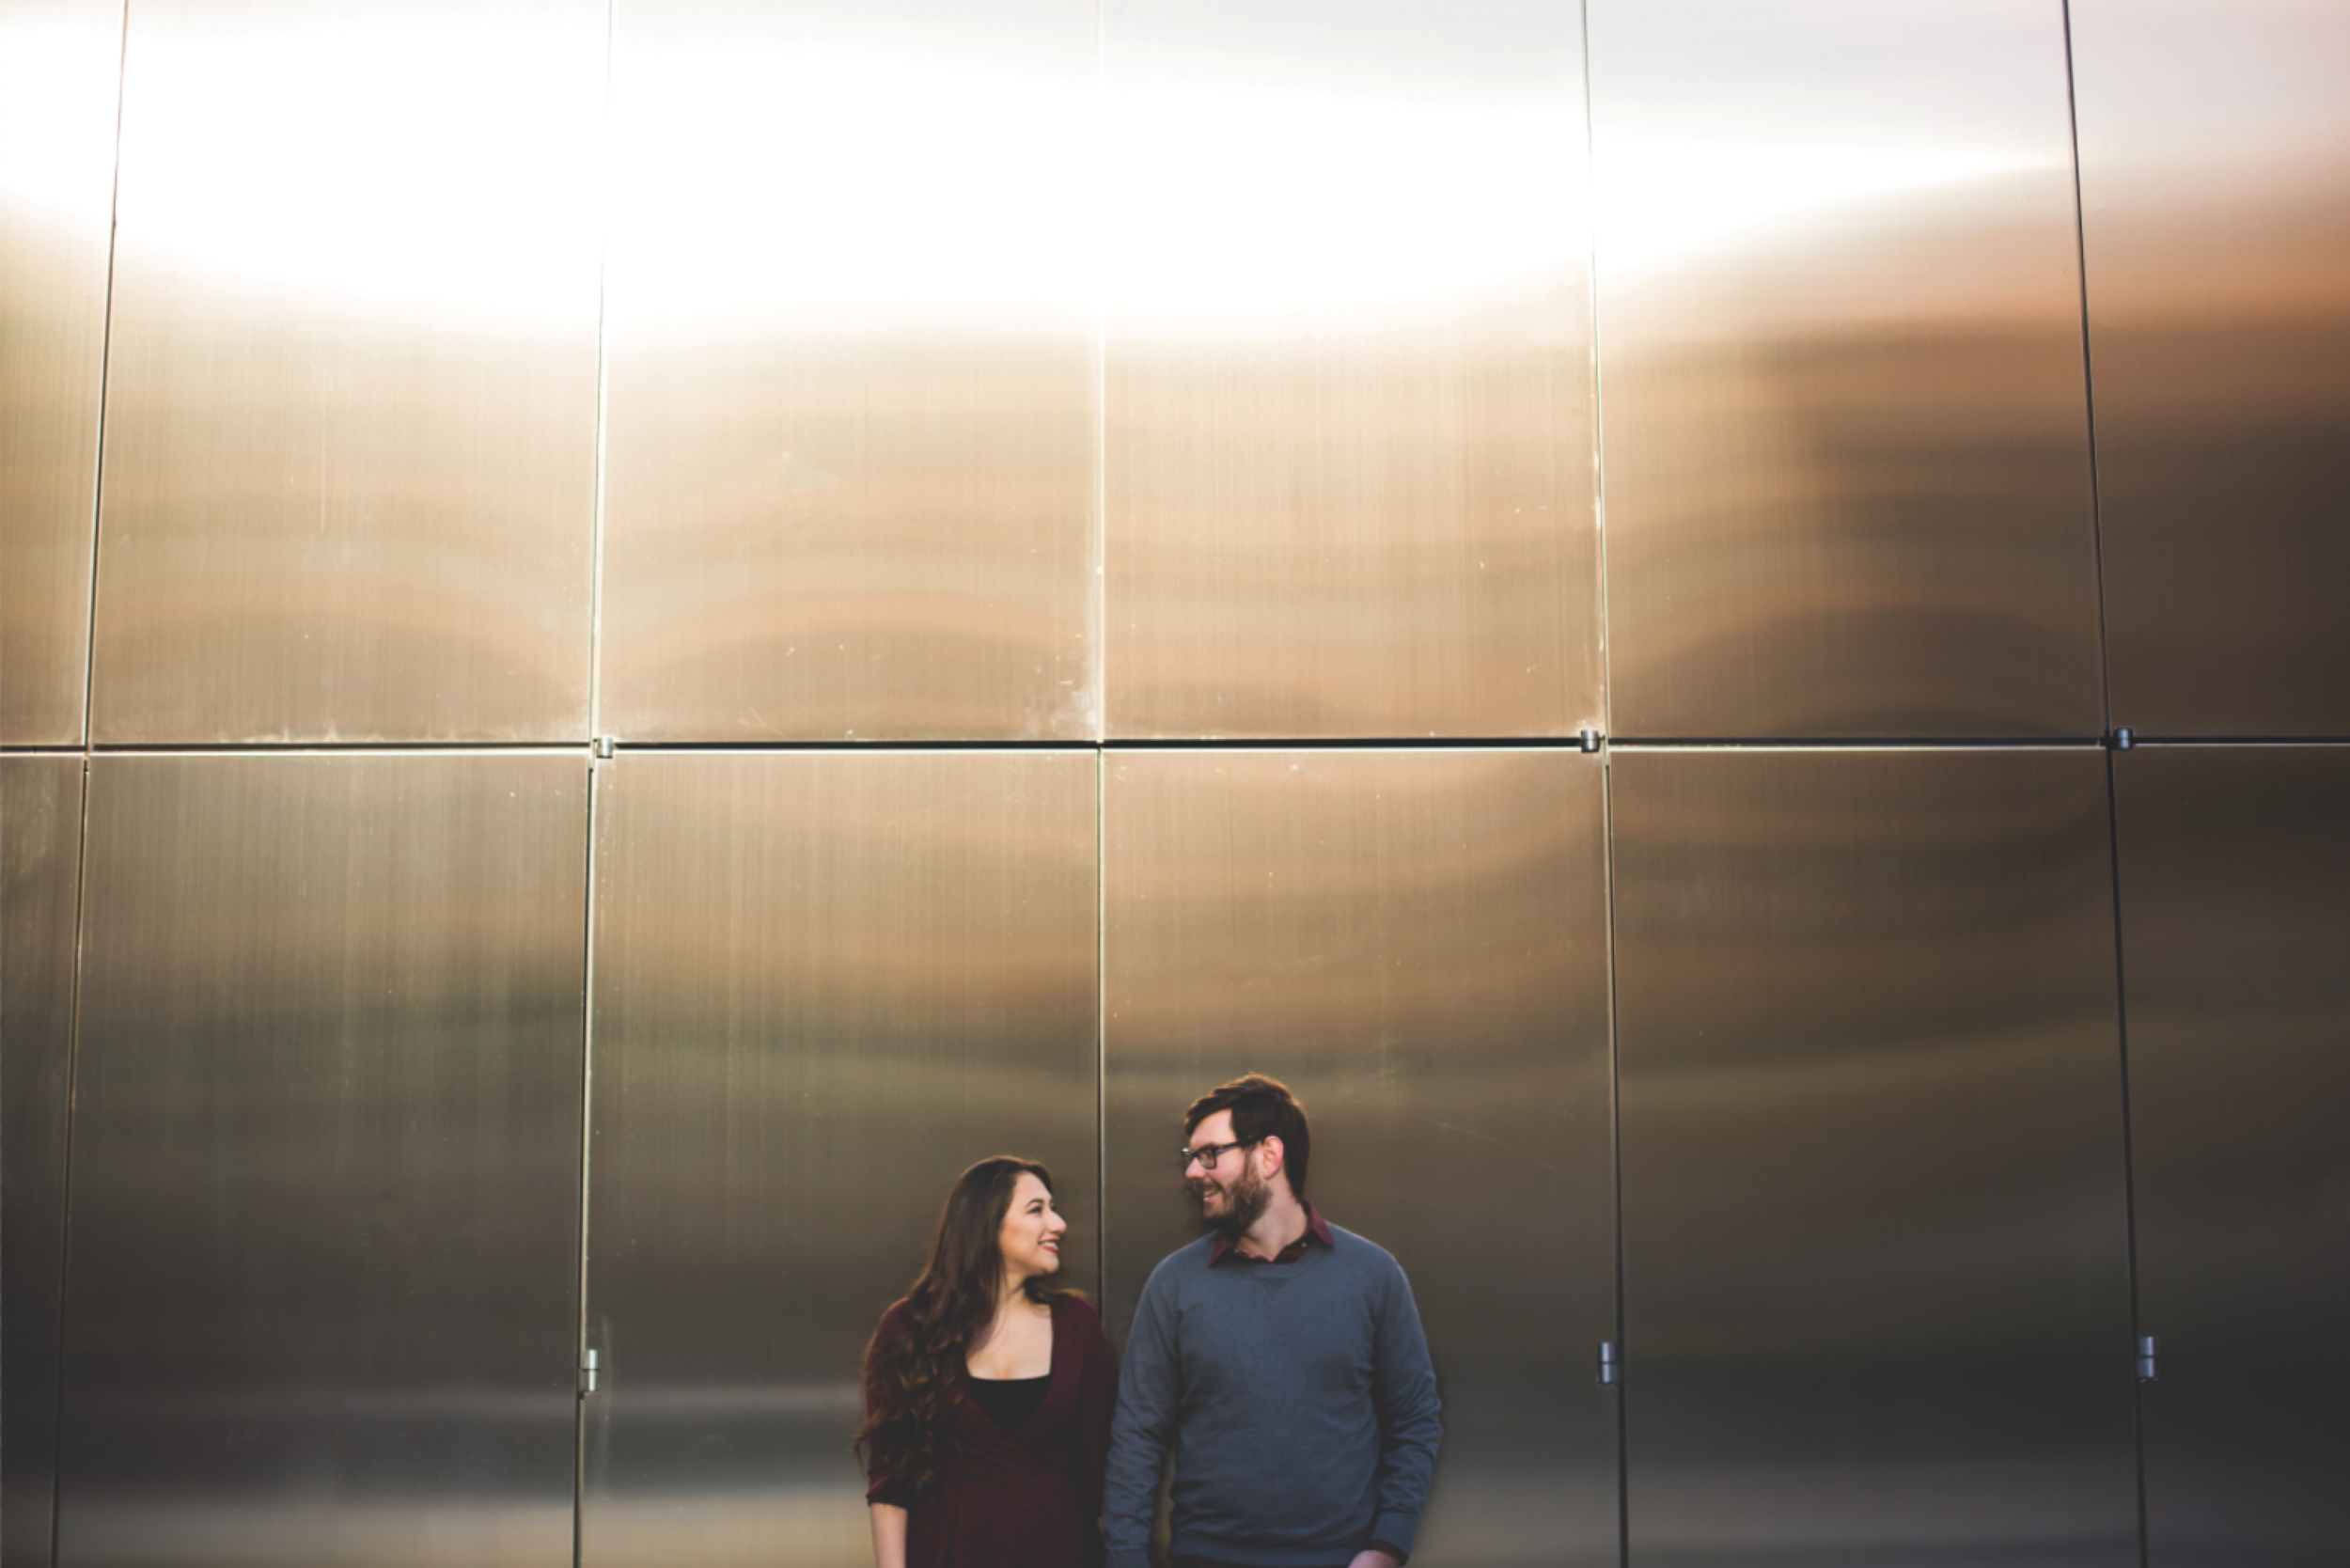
[1184,1108,1271,1237]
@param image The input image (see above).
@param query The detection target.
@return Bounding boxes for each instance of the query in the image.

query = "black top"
[964,1372,1052,1432]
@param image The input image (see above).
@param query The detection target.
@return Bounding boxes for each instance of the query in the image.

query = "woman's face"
[996,1171,1067,1284]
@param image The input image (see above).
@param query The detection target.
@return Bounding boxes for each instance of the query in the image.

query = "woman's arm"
[862,1303,914,1567]
[1072,1304,1118,1527]
[869,1501,909,1568]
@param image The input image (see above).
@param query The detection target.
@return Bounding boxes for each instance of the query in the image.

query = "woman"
[856,1156,1115,1568]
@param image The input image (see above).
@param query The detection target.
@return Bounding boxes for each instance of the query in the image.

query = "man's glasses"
[1179,1137,1260,1173]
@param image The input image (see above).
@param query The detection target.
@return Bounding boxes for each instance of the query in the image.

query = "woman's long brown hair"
[854,1156,1065,1506]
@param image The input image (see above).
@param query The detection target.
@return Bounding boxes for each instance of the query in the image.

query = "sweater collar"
[1208,1200,1334,1265]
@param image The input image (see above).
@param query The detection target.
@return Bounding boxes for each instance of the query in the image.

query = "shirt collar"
[1209,1200,1334,1265]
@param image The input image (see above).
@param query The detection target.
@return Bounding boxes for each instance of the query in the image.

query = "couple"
[857,1074,1443,1568]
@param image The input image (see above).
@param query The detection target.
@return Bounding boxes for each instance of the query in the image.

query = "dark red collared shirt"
[1196,1203,1407,1565]
[1207,1200,1336,1266]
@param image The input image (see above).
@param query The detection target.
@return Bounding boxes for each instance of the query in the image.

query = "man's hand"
[1347,1552,1402,1568]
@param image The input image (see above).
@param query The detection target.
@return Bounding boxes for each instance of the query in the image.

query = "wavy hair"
[854,1156,1065,1506]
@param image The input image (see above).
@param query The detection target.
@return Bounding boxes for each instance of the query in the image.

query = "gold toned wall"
[2,2,2342,1565]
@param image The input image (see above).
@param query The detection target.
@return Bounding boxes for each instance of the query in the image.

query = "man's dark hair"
[1185,1074,1311,1200]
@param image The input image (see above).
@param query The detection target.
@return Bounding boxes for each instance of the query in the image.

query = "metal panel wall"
[0,0,120,745]
[1610,748,2138,1566]
[1104,1,1600,739]
[2115,746,2350,1566]
[581,751,1098,1567]
[1104,750,1619,1568]
[598,0,1097,743]
[2072,2,2350,736]
[87,0,604,745]
[1589,0,2103,739]
[2,756,86,1567]
[57,755,588,1568]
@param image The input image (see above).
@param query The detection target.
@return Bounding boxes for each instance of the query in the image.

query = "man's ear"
[1257,1134,1286,1182]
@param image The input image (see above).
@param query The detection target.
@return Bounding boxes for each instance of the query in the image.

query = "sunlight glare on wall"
[113,10,603,331]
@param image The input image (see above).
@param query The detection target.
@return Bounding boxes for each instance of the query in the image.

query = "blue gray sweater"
[1103,1225,1443,1568]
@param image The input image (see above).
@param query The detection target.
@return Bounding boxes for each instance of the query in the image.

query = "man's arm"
[1102,1274,1183,1568]
[1366,1262,1443,1561]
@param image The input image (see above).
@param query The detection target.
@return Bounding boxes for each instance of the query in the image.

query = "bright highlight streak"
[615,45,1592,333]
[610,44,1095,333]
[1595,133,2060,275]
[111,17,603,330]
[1106,82,1588,325]
[0,21,120,224]
[44,20,2054,333]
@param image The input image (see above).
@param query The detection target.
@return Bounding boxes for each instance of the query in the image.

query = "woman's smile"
[1000,1172,1067,1278]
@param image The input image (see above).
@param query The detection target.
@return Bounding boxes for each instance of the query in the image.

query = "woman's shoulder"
[1050,1292,1105,1337]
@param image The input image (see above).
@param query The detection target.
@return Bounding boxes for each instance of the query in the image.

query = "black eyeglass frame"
[1179,1137,1262,1172]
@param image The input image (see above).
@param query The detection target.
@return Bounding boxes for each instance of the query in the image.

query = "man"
[1104,1074,1443,1568]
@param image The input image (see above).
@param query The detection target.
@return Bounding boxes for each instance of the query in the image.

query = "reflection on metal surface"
[1590,0,2102,738]
[2073,2,2350,735]
[1609,748,2138,1566]
[1104,751,1619,1567]
[0,0,119,745]
[87,0,603,744]
[2115,746,2350,1565]
[1104,0,1600,739]
[582,752,1098,1567]
[58,756,587,1568]
[598,0,1096,742]
[2,756,85,1567]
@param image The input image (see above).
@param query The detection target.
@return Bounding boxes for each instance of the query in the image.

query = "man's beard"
[1189,1164,1271,1241]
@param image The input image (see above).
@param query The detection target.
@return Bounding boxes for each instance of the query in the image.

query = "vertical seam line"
[49,757,98,1568]
[2103,750,2151,1568]
[1092,0,1109,746]
[52,4,133,1558]
[2060,0,2116,737]
[1094,747,1108,1309]
[1092,0,1109,1312]
[572,755,601,1568]
[575,10,619,1560]
[1579,0,1611,745]
[585,0,618,747]
[74,0,129,754]
[1600,748,1630,1568]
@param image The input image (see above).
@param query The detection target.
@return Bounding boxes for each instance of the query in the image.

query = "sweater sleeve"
[1102,1269,1182,1568]
[1368,1262,1443,1557]
[1069,1298,1120,1533]
[861,1301,916,1508]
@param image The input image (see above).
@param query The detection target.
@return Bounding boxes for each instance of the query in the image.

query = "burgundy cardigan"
[864,1294,1116,1568]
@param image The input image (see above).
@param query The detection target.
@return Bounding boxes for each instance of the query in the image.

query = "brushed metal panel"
[598,0,1096,743]
[0,0,119,745]
[1104,750,1618,1568]
[581,751,1098,1567]
[1104,1,1601,739]
[2,755,85,1567]
[87,0,603,745]
[2074,3,2350,735]
[57,755,588,1568]
[2115,746,2350,1566]
[1590,1,2104,739]
[1610,748,2138,1567]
